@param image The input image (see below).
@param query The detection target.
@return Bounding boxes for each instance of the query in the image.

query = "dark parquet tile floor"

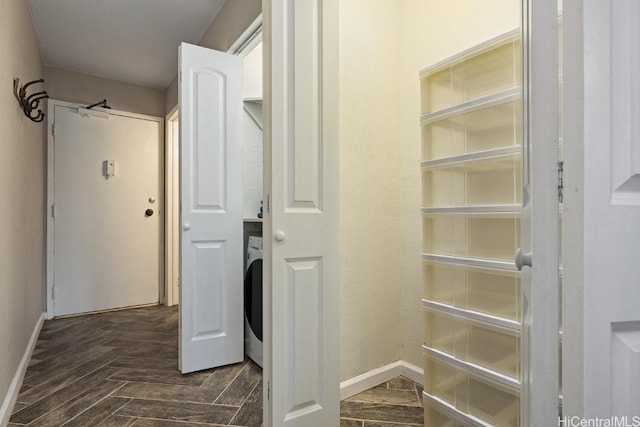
[10,306,262,427]
[340,377,424,427]
[9,305,424,426]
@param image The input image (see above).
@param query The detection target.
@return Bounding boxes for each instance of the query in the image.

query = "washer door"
[244,259,263,341]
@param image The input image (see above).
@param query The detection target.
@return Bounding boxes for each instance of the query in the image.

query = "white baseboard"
[400,360,424,386]
[340,360,424,401]
[0,312,45,427]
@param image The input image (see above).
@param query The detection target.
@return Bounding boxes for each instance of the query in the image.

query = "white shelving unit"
[420,30,523,427]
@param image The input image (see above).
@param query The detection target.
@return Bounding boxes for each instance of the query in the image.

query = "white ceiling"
[28,0,227,89]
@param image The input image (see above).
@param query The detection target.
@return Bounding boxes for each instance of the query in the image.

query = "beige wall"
[165,75,178,114]
[0,0,45,414]
[401,0,520,68]
[45,66,166,117]
[198,0,261,52]
[339,0,404,380]
[165,0,261,113]
[338,0,520,381]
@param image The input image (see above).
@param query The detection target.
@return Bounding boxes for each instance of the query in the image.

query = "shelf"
[425,388,520,427]
[422,390,520,427]
[424,309,520,380]
[421,146,520,170]
[420,29,520,78]
[422,153,519,173]
[423,355,520,427]
[422,216,520,263]
[423,346,520,395]
[422,205,520,218]
[422,253,518,271]
[420,31,520,116]
[424,392,495,427]
[423,259,520,324]
[421,88,520,125]
[422,257,520,276]
[422,299,521,334]
[422,99,521,162]
[422,164,521,207]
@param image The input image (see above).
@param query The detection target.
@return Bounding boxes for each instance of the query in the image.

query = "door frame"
[45,99,166,319]
[227,15,263,56]
[165,106,179,307]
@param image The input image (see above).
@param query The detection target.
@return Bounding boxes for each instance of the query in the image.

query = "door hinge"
[51,285,55,300]
[51,204,56,218]
[557,161,564,203]
[266,194,270,214]
[267,381,270,401]
[51,123,55,137]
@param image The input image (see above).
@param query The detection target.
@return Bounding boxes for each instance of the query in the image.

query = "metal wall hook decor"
[13,78,49,122]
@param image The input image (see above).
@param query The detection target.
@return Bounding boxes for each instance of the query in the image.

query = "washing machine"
[244,236,263,367]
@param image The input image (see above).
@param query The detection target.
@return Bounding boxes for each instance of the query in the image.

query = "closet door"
[520,0,561,424]
[179,42,244,374]
[263,0,340,425]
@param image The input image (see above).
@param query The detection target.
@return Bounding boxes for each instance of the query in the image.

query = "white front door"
[178,43,244,374]
[263,0,340,426]
[52,104,163,317]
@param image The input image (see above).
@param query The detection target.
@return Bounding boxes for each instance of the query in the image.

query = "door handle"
[183,223,191,231]
[515,248,532,271]
[274,230,286,242]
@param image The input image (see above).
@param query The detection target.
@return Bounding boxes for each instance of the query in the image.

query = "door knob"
[145,209,154,217]
[274,230,286,242]
[515,248,532,271]
[183,223,191,231]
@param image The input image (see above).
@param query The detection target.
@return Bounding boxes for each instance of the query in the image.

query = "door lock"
[145,209,154,217]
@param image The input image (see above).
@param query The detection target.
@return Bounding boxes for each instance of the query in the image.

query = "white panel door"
[179,43,244,374]
[563,0,640,418]
[263,0,340,426]
[53,105,162,317]
[520,0,560,424]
